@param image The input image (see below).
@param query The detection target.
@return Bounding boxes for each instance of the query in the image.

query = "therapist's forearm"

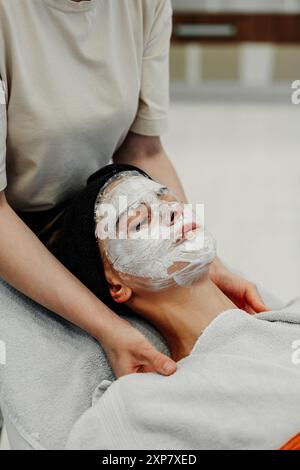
[0,192,119,342]
[114,132,187,202]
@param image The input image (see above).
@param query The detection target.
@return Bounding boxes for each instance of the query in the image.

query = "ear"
[109,283,132,303]
[105,270,132,303]
[100,244,133,303]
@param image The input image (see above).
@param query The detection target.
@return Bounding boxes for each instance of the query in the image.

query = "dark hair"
[55,163,151,314]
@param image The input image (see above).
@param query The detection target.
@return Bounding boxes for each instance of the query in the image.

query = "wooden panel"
[172,14,300,43]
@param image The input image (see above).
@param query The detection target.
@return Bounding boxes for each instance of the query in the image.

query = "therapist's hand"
[209,257,269,314]
[101,316,177,379]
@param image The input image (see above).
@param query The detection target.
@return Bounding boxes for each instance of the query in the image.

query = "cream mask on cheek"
[95,172,216,291]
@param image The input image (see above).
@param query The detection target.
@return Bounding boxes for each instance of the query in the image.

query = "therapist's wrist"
[93,306,129,346]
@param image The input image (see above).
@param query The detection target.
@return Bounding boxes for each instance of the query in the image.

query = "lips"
[183,222,198,235]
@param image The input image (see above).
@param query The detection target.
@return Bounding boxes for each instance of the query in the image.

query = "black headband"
[56,163,151,314]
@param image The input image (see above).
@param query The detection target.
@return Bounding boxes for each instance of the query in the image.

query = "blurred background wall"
[163,0,300,301]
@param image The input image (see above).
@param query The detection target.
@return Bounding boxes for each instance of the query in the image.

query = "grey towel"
[0,278,168,449]
[67,301,300,450]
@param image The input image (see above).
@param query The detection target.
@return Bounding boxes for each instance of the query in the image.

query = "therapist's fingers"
[142,348,177,376]
[244,282,270,313]
[107,325,178,378]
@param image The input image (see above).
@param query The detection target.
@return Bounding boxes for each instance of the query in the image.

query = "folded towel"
[67,300,300,450]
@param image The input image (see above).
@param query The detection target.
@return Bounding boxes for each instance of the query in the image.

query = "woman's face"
[95,171,216,291]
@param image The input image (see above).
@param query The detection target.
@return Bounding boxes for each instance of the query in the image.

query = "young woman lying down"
[55,164,300,450]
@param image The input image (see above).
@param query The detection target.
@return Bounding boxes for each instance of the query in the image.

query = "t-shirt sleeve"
[130,0,173,137]
[0,77,7,191]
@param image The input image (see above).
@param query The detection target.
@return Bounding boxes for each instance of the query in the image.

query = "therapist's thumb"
[146,350,177,376]
[245,282,270,313]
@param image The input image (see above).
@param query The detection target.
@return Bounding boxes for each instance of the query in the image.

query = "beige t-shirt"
[0,0,172,211]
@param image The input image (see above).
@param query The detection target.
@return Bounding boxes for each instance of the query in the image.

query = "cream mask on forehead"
[95,171,216,291]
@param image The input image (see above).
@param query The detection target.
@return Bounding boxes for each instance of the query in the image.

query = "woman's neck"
[130,276,237,361]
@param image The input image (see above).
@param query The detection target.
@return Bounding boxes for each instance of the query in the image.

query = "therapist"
[0,0,267,378]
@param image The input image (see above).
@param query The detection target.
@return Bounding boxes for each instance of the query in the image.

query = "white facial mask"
[95,172,216,291]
